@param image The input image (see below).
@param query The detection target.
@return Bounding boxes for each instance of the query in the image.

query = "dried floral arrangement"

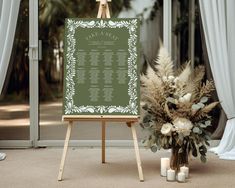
[140,46,219,169]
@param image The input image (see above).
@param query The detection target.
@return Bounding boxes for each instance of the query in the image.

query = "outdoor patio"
[1,148,234,188]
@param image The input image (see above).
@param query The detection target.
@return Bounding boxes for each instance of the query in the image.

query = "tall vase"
[170,146,189,172]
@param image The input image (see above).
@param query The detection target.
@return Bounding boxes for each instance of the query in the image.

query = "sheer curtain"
[0,0,20,160]
[199,0,235,160]
[0,0,21,94]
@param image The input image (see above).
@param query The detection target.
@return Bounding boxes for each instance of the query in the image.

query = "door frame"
[29,0,39,147]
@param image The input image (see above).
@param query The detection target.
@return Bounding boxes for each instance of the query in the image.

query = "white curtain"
[0,1,3,20]
[0,0,21,94]
[199,0,235,160]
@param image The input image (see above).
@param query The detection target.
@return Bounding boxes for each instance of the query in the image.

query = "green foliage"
[149,0,163,21]
[200,96,208,103]
[200,155,207,163]
[192,102,204,110]
[151,145,158,153]
[193,127,202,134]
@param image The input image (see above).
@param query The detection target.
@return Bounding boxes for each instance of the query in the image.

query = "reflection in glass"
[0,1,29,140]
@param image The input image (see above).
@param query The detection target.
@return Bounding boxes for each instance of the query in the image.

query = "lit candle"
[180,165,189,178]
[166,169,176,181]
[161,158,170,176]
[177,172,186,183]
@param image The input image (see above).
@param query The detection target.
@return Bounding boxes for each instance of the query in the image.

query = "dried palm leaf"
[199,80,215,98]
[164,102,173,119]
[154,46,174,77]
[140,74,149,84]
[178,62,191,84]
[184,80,196,96]
[192,102,219,121]
[201,101,219,113]
[193,65,205,85]
[146,64,157,79]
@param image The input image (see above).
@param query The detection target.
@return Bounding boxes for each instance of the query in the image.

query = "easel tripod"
[58,0,144,182]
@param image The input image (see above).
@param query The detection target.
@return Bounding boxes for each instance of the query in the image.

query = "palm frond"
[193,65,205,85]
[199,80,215,98]
[184,79,196,96]
[178,62,191,84]
[201,101,219,113]
[142,64,162,88]
[154,46,174,77]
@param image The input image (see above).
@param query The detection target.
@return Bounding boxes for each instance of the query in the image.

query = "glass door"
[38,0,70,141]
[0,0,165,147]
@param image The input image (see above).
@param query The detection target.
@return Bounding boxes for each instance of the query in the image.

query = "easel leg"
[58,121,72,181]
[131,124,144,182]
[102,120,106,163]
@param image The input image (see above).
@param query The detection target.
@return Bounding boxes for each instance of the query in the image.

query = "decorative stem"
[170,144,189,172]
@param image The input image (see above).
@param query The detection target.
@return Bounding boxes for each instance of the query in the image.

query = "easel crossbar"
[62,115,139,122]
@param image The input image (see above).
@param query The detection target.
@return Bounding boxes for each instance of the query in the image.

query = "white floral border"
[64,19,139,115]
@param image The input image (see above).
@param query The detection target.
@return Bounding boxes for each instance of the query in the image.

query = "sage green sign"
[63,18,140,116]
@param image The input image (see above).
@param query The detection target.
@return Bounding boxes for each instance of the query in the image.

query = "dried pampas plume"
[178,62,191,84]
[154,45,174,78]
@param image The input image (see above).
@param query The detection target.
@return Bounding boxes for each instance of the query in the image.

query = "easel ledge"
[62,115,139,122]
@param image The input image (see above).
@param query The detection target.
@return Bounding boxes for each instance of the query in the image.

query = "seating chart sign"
[63,18,140,116]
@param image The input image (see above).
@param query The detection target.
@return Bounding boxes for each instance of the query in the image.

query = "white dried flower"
[173,118,193,136]
[168,75,175,82]
[161,123,173,136]
[179,97,184,103]
[162,76,168,82]
[140,102,145,107]
[179,93,192,103]
[174,77,179,83]
[183,93,192,102]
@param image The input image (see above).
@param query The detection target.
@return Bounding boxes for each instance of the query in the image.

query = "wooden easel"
[58,0,144,182]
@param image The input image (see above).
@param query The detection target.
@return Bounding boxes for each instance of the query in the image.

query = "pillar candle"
[166,169,176,181]
[161,158,170,176]
[177,172,186,183]
[180,165,189,178]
